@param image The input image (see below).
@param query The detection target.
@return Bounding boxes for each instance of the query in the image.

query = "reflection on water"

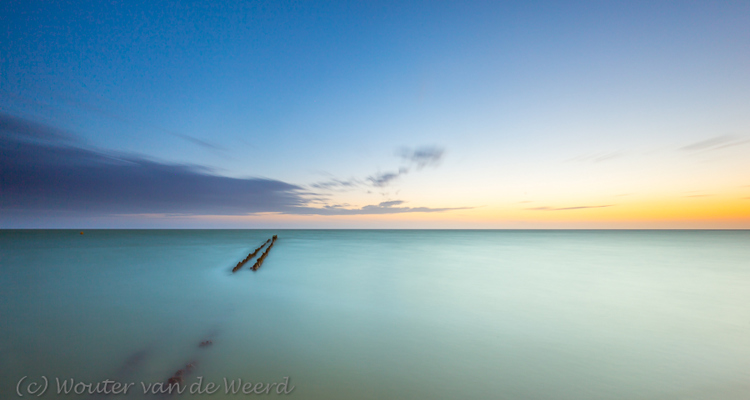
[1,230,749,399]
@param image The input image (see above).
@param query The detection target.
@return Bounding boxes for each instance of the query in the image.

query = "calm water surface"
[1,230,749,399]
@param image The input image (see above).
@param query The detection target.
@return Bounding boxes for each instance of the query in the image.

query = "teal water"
[1,230,749,399]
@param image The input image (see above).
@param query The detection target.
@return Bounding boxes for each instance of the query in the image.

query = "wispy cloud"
[321,203,352,209]
[310,178,362,191]
[288,200,471,215]
[681,135,750,151]
[378,200,404,207]
[364,146,445,188]
[399,146,444,169]
[312,146,446,191]
[526,205,614,211]
[0,112,77,144]
[367,168,409,187]
[170,132,225,151]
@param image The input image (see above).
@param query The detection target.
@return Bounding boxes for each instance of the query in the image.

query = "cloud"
[378,200,404,207]
[1,114,466,218]
[0,112,76,144]
[315,145,446,191]
[6,97,225,151]
[321,203,351,209]
[526,205,614,211]
[287,201,471,215]
[399,146,444,169]
[367,168,408,187]
[0,114,307,216]
[566,151,623,163]
[592,152,623,162]
[310,178,361,191]
[170,132,225,151]
[681,135,750,151]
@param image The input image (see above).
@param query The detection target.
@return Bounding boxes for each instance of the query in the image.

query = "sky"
[1,0,749,228]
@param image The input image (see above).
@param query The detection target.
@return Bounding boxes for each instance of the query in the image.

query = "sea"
[1,230,749,399]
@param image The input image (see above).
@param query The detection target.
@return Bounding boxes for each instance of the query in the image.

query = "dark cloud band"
[1,114,464,218]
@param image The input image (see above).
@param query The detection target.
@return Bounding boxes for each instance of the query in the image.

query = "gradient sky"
[1,1,749,228]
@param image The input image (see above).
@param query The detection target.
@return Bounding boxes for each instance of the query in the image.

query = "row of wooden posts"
[232,235,278,273]
[94,239,277,396]
[161,236,280,390]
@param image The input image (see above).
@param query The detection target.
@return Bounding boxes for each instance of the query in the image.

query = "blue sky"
[2,1,749,227]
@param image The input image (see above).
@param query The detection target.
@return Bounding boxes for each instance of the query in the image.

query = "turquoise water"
[1,230,749,399]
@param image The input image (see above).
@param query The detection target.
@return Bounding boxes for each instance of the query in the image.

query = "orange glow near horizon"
[171,195,750,229]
